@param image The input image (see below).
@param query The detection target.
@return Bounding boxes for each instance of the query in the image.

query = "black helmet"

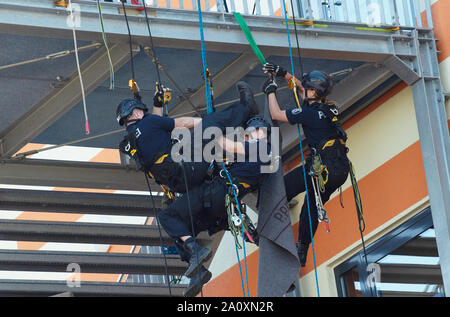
[302,70,333,98]
[245,116,270,132]
[116,98,148,126]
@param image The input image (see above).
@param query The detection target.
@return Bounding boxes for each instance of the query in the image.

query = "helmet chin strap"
[125,118,141,126]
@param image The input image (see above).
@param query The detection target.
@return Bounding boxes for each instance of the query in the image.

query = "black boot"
[236,81,261,117]
[183,265,212,297]
[183,237,212,278]
[297,242,309,267]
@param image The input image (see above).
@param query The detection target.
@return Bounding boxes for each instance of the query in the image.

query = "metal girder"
[380,264,443,285]
[0,42,131,158]
[0,280,184,297]
[409,29,450,296]
[0,249,186,275]
[0,159,160,192]
[0,0,417,62]
[0,186,162,216]
[167,53,261,116]
[0,219,210,246]
[391,237,438,257]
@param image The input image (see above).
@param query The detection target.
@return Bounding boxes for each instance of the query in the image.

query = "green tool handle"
[233,12,267,65]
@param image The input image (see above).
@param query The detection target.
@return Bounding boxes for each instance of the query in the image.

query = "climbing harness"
[221,172,259,250]
[281,0,321,297]
[68,0,90,135]
[308,150,331,233]
[219,162,251,297]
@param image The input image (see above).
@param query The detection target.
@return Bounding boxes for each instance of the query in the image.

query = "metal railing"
[92,0,433,28]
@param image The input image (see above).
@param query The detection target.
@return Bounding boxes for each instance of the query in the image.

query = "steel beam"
[0,280,184,297]
[0,187,162,216]
[0,42,131,158]
[380,264,442,285]
[0,219,210,246]
[0,0,416,62]
[0,249,186,275]
[410,29,450,296]
[167,53,260,116]
[0,159,160,192]
[391,237,438,257]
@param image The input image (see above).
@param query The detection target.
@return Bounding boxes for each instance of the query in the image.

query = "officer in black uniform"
[262,63,350,267]
[158,116,271,296]
[116,82,260,194]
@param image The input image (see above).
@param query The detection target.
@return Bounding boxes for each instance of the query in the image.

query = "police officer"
[262,63,350,267]
[158,115,271,296]
[116,81,260,194]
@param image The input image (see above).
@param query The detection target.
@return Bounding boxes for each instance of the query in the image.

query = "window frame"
[334,207,434,297]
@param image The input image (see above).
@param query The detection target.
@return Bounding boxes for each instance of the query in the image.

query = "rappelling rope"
[95,0,115,90]
[141,0,172,117]
[197,2,249,296]
[281,0,320,297]
[196,0,214,114]
[68,0,90,135]
[119,0,172,295]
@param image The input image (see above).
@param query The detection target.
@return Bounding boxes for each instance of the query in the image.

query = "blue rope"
[196,0,214,114]
[220,162,250,297]
[196,1,249,297]
[282,0,320,297]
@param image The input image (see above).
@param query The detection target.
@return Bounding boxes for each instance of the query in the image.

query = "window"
[335,208,445,297]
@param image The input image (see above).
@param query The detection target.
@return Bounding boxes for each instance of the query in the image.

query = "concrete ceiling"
[0,32,363,152]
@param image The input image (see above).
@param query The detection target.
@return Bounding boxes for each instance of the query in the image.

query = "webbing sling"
[233,12,266,65]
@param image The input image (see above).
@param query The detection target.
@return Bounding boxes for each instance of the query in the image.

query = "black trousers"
[284,157,350,246]
[158,178,229,239]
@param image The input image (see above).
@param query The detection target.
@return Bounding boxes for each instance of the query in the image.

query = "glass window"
[335,208,445,297]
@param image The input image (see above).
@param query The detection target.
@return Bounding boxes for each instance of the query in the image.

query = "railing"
[90,0,433,28]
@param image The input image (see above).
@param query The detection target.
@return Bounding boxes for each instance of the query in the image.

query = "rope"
[68,0,90,135]
[220,162,250,297]
[141,1,171,116]
[95,0,115,90]
[144,173,172,296]
[119,0,173,295]
[198,4,249,296]
[180,161,205,297]
[121,0,138,96]
[196,0,214,114]
[349,160,372,295]
[281,0,320,297]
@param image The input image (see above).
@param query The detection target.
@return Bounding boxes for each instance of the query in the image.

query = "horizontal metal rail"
[0,0,421,63]
[0,187,163,216]
[0,249,187,275]
[77,0,428,28]
[0,219,211,246]
[0,279,185,296]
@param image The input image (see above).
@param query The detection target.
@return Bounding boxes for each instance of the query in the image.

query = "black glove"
[262,77,278,96]
[263,62,287,78]
[153,85,165,108]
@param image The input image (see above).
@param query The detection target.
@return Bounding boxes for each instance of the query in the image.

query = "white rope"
[69,0,90,135]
